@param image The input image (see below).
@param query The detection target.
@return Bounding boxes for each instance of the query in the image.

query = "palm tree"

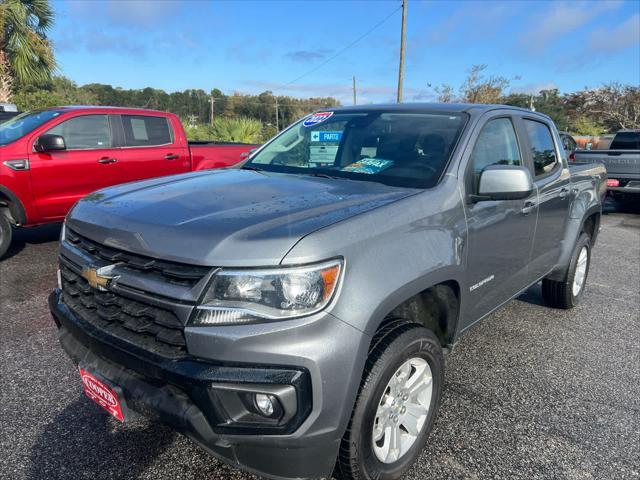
[0,0,56,102]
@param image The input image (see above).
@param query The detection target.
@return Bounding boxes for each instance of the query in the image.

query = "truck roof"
[38,105,171,115]
[327,102,551,120]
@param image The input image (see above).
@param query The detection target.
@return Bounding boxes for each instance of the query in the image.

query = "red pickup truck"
[0,106,256,258]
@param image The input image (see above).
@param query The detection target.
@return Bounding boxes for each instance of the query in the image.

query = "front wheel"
[542,232,591,309]
[335,325,444,480]
[0,212,13,259]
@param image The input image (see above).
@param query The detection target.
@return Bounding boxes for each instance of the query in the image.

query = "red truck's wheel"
[0,213,12,259]
[335,324,443,480]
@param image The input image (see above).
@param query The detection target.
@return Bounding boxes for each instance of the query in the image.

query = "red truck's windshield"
[245,111,468,189]
[0,110,63,146]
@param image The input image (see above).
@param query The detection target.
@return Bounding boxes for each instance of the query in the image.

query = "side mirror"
[35,134,66,152]
[240,147,258,160]
[473,165,533,202]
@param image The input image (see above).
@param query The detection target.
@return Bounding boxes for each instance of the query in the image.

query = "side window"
[524,120,558,176]
[47,115,112,150]
[122,115,173,147]
[469,118,521,192]
[561,134,576,152]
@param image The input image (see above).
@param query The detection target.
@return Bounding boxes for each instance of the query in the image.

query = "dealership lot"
[1,199,638,480]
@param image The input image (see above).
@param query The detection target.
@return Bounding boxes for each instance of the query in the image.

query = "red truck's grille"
[59,262,187,359]
[65,228,210,288]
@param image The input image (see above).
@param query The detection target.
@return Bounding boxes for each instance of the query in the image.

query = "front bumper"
[49,289,368,479]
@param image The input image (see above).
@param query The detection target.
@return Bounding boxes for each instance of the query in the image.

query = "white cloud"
[519,0,623,54]
[510,81,559,95]
[66,0,183,27]
[588,13,640,53]
[242,80,429,105]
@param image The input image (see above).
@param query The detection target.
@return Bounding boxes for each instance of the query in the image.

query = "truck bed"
[573,149,640,179]
[568,161,608,202]
[188,141,257,170]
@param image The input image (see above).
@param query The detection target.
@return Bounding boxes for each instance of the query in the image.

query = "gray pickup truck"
[573,129,640,199]
[49,104,606,480]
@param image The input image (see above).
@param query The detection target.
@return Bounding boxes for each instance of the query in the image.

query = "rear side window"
[610,132,640,150]
[561,133,576,152]
[469,118,521,192]
[47,115,112,150]
[122,115,173,147]
[524,120,558,176]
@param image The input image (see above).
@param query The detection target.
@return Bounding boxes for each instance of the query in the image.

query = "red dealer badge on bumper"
[79,367,124,421]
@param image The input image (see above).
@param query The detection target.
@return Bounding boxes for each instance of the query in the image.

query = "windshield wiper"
[241,165,264,172]
[306,172,342,180]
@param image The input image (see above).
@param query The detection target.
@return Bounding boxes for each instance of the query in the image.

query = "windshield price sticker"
[311,131,342,142]
[303,111,334,127]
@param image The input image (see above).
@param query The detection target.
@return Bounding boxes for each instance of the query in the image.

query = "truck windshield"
[0,110,62,146]
[245,111,467,188]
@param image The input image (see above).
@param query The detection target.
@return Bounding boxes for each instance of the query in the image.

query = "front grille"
[65,228,210,288]
[59,262,187,359]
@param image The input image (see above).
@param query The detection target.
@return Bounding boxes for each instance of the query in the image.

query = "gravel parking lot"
[1,199,638,480]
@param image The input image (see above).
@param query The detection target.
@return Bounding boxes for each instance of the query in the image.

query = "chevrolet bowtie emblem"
[81,264,120,291]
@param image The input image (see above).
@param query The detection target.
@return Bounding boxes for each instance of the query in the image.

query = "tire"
[0,212,12,259]
[335,324,444,480]
[542,232,591,309]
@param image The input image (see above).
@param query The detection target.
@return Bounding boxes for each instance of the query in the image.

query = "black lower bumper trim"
[49,290,340,479]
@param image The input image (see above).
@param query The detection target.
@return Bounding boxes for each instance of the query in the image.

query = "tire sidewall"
[566,233,591,306]
[354,329,444,480]
[0,213,12,259]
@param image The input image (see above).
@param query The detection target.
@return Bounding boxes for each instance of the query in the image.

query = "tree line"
[12,77,340,135]
[433,65,639,135]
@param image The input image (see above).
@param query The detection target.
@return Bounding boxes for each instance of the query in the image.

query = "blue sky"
[51,0,640,104]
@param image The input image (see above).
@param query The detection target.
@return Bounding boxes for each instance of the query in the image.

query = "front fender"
[281,177,467,337]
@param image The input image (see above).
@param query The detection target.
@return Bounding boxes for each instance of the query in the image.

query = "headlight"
[191,259,342,326]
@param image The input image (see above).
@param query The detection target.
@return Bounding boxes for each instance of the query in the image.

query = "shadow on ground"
[4,223,62,261]
[29,398,176,480]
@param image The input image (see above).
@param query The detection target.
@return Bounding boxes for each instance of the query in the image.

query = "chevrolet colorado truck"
[49,104,606,480]
[573,129,640,199]
[0,106,256,258]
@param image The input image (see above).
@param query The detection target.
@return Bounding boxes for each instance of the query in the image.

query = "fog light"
[255,393,275,417]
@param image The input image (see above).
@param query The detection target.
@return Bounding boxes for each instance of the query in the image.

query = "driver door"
[28,114,119,220]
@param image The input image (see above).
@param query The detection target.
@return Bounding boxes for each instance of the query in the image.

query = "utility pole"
[353,76,357,105]
[210,94,215,125]
[396,0,407,103]
[275,97,279,131]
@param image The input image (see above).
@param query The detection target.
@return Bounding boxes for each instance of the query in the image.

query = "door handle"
[164,154,179,160]
[98,157,117,164]
[521,201,536,215]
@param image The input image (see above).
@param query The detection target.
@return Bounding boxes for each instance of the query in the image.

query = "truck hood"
[67,169,415,266]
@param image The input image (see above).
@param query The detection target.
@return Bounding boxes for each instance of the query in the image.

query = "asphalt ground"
[1,197,638,480]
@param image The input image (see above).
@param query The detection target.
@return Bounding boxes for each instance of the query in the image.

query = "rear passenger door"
[115,114,189,184]
[521,118,572,281]
[462,114,538,325]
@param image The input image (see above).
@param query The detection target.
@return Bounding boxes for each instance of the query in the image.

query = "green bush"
[212,117,263,143]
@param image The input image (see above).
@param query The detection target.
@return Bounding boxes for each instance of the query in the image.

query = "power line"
[282,4,402,88]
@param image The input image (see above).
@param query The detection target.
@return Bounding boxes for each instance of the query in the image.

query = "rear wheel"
[0,212,12,259]
[335,325,443,480]
[542,232,591,309]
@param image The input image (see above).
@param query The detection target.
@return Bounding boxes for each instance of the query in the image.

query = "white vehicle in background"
[0,103,19,123]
